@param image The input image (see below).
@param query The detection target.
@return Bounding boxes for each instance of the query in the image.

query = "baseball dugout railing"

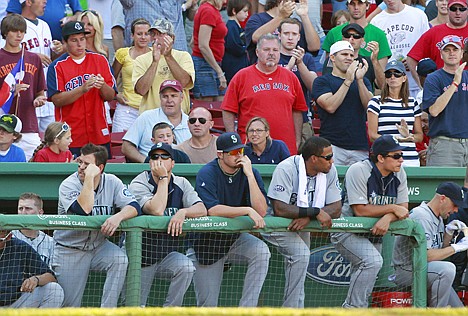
[0,214,427,307]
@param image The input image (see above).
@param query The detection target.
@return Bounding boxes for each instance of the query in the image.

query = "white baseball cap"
[330,41,354,55]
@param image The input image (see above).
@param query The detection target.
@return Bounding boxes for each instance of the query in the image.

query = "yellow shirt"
[132,49,195,114]
[115,47,143,109]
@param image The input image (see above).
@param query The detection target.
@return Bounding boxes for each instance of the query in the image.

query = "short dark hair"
[81,143,108,167]
[1,14,27,39]
[19,192,43,209]
[278,18,302,33]
[264,0,281,11]
[300,136,332,161]
[227,0,251,16]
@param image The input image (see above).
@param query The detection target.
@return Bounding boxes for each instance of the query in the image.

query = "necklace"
[218,160,240,184]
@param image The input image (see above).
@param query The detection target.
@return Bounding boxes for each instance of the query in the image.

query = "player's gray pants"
[262,231,310,308]
[52,240,128,307]
[331,232,383,308]
[7,283,64,308]
[394,261,463,307]
[189,232,271,307]
[140,251,195,307]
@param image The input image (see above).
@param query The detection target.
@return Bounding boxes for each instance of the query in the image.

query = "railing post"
[412,222,428,307]
[125,229,142,306]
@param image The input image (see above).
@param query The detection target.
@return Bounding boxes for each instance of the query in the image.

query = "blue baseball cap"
[216,132,245,152]
[371,135,406,155]
[436,182,468,208]
[148,142,174,159]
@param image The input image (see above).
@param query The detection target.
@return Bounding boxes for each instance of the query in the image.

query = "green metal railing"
[0,214,427,307]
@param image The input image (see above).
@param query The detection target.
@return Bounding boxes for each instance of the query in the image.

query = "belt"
[55,242,84,251]
[435,136,468,143]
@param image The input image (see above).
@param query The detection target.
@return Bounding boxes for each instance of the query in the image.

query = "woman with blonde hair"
[367,60,423,167]
[78,10,109,58]
[30,122,73,162]
[244,117,290,164]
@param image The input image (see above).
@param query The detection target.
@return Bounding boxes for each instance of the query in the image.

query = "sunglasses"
[449,6,467,12]
[385,153,404,160]
[83,9,99,17]
[150,153,171,160]
[188,117,207,124]
[0,231,11,242]
[343,33,363,39]
[385,71,405,78]
[225,148,244,156]
[317,153,334,161]
[55,122,70,139]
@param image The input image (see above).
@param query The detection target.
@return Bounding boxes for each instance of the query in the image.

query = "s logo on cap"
[231,135,237,143]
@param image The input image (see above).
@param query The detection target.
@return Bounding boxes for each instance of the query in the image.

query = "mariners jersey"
[47,52,116,147]
[54,172,140,250]
[193,159,267,265]
[129,171,202,265]
[268,155,341,214]
[341,159,408,217]
[12,230,54,267]
[392,202,444,267]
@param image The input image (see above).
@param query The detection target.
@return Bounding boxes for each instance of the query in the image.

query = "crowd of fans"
[1,0,468,309]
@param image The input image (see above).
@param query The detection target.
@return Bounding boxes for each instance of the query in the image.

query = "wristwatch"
[158,176,168,180]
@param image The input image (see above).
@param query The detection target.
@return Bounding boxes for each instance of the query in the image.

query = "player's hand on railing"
[393,206,409,220]
[288,217,311,231]
[101,215,121,236]
[168,209,186,237]
[316,209,332,229]
[247,208,265,229]
[371,215,392,235]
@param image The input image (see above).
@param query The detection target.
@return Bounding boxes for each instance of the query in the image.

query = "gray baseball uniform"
[129,171,202,307]
[53,172,139,307]
[265,155,342,307]
[393,202,463,307]
[12,230,54,267]
[331,159,408,308]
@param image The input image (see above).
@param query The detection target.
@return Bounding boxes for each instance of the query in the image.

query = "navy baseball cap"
[342,23,365,37]
[371,135,406,155]
[385,60,406,73]
[436,182,468,208]
[148,142,174,159]
[216,132,245,152]
[416,58,437,77]
[62,21,90,39]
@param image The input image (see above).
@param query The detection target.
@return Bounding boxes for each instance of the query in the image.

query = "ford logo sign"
[306,244,351,286]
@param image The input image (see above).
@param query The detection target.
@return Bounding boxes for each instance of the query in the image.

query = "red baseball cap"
[448,0,467,8]
[159,79,183,93]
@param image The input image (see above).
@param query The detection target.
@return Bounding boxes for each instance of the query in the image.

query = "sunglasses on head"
[150,153,171,160]
[317,153,334,161]
[385,71,405,78]
[449,6,467,12]
[188,117,207,124]
[225,148,244,156]
[83,9,99,17]
[385,153,404,160]
[55,122,70,139]
[343,33,363,39]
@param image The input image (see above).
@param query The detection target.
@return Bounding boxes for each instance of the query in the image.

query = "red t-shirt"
[221,65,308,154]
[0,49,46,133]
[33,146,73,162]
[192,2,228,62]
[407,24,468,69]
